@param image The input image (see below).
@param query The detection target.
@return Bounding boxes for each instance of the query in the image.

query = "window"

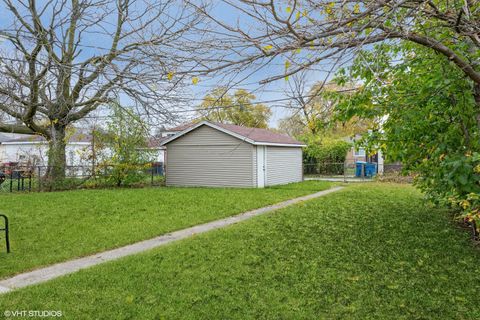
[354,148,366,157]
[68,151,75,165]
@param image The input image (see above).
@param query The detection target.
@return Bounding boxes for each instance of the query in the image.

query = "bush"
[301,135,351,164]
[299,135,351,175]
[94,103,155,187]
[415,152,480,233]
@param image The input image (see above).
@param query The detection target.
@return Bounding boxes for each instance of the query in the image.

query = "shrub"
[300,135,351,164]
[300,135,351,175]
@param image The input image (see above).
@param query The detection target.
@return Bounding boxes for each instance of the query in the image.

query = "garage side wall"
[265,146,303,186]
[166,125,256,187]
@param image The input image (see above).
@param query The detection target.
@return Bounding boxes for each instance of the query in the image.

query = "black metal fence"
[303,162,405,181]
[0,163,165,193]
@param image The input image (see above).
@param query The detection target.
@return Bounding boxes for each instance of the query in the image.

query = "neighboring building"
[345,146,367,163]
[0,133,91,167]
[160,121,305,188]
[344,135,384,174]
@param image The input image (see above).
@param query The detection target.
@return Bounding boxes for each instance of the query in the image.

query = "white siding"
[166,125,255,187]
[0,142,91,166]
[265,146,303,186]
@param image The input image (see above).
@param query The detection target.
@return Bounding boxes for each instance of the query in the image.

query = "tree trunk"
[46,124,67,182]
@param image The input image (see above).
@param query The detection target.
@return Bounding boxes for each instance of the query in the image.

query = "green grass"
[1,183,479,319]
[0,181,331,279]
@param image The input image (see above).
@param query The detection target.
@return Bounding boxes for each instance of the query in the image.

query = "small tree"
[96,103,154,187]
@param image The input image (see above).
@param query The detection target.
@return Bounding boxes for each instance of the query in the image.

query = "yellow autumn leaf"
[295,11,300,20]
[302,9,307,17]
[353,3,360,14]
[192,77,199,85]
[286,6,292,13]
[474,164,480,173]
[263,44,273,52]
[285,60,291,70]
[460,200,471,209]
[167,71,174,80]
[325,2,334,14]
[284,75,289,82]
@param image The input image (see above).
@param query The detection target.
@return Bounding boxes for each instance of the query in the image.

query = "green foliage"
[197,87,272,128]
[95,103,154,186]
[301,134,351,175]
[301,134,351,164]
[336,41,480,227]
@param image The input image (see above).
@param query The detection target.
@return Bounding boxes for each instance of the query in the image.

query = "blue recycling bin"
[365,163,377,177]
[355,162,377,177]
[355,161,366,177]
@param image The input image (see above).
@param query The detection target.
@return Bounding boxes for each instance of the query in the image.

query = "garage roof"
[160,121,306,147]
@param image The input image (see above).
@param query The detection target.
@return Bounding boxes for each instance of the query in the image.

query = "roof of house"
[1,132,91,144]
[168,122,197,132]
[146,136,169,149]
[0,133,22,143]
[160,121,306,147]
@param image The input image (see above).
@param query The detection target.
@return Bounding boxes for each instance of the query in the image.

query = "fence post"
[151,165,154,186]
[9,170,12,193]
[38,166,42,192]
[0,214,10,253]
[344,162,346,183]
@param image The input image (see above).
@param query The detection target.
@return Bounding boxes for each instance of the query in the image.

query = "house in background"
[344,135,384,174]
[0,133,91,167]
[160,121,305,188]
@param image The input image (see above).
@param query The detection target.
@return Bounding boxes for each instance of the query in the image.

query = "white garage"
[160,121,305,188]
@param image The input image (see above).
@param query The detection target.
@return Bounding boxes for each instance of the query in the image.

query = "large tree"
[337,41,480,224]
[0,0,199,178]
[279,73,368,136]
[196,87,272,128]
[193,1,480,126]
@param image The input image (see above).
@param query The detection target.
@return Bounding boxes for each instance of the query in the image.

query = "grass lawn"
[1,183,479,319]
[0,181,331,279]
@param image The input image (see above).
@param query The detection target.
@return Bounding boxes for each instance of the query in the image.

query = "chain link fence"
[0,163,165,193]
[304,162,405,182]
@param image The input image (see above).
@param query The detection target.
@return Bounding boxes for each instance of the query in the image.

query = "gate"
[0,214,10,253]
[0,165,33,193]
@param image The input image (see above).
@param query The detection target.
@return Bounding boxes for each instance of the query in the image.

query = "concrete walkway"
[305,177,373,183]
[0,186,343,294]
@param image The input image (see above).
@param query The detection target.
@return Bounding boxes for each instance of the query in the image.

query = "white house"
[0,133,92,167]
